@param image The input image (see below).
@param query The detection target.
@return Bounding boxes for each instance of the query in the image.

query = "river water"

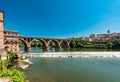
[22,57,120,82]
[20,47,120,52]
[20,47,120,82]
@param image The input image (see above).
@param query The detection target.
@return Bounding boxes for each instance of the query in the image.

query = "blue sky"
[0,0,120,38]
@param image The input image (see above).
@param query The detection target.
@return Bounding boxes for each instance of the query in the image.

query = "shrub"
[0,69,26,82]
[0,60,7,70]
[0,52,27,82]
[0,60,2,70]
[0,54,1,60]
[7,51,18,67]
[94,44,107,49]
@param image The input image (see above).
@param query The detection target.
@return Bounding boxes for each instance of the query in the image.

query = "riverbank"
[18,58,32,69]
[23,52,120,57]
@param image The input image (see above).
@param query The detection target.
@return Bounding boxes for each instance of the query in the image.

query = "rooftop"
[4,30,19,33]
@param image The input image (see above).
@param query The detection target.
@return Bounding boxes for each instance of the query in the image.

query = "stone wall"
[0,11,4,55]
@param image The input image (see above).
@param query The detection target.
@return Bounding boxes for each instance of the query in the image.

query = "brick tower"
[0,11,4,55]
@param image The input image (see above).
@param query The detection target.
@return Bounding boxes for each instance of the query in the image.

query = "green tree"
[7,51,17,67]
[31,40,42,47]
[19,41,25,47]
[112,39,120,49]
[76,42,84,48]
[49,41,55,48]
[107,41,113,49]
[69,41,76,48]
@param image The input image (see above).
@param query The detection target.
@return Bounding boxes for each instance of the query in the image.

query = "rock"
[0,78,11,82]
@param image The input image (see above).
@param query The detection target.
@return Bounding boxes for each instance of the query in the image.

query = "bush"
[0,60,2,70]
[107,41,113,49]
[0,69,26,82]
[7,51,18,67]
[94,44,107,49]
[0,52,27,82]
[0,60,7,70]
[112,39,120,49]
[84,44,94,48]
[76,42,84,48]
[0,54,1,60]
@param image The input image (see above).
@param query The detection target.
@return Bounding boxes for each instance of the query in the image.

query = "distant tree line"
[69,37,120,49]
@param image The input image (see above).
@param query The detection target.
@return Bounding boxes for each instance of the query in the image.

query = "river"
[20,47,120,53]
[19,47,120,82]
[21,57,120,82]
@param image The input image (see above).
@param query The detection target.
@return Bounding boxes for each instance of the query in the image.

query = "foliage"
[0,54,1,60]
[0,52,17,70]
[19,41,25,47]
[107,41,113,49]
[69,41,76,48]
[76,42,84,48]
[0,69,26,82]
[93,44,107,49]
[0,51,27,82]
[7,51,18,67]
[49,41,55,47]
[112,39,120,49]
[2,60,7,70]
[69,37,109,49]
[0,60,2,70]
[31,40,42,47]
[0,60,8,70]
[70,37,89,48]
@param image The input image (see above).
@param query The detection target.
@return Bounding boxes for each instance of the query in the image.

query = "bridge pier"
[25,47,31,52]
[43,46,49,52]
[55,46,61,52]
[43,48,48,52]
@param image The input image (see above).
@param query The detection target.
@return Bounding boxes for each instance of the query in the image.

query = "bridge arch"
[30,39,47,51]
[69,40,76,48]
[19,38,27,46]
[19,38,28,52]
[60,40,69,48]
[48,40,61,49]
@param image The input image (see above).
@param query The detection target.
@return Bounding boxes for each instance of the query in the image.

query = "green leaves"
[48,41,55,48]
[0,51,27,82]
[0,69,26,82]
[112,39,120,49]
[107,41,113,49]
[0,54,1,60]
[7,51,17,67]
[69,37,109,49]
[19,41,25,47]
[31,40,42,47]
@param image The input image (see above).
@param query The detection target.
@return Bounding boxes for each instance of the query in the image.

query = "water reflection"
[20,47,120,53]
[22,57,120,82]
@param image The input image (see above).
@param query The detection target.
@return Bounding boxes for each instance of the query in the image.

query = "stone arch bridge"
[4,34,74,53]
